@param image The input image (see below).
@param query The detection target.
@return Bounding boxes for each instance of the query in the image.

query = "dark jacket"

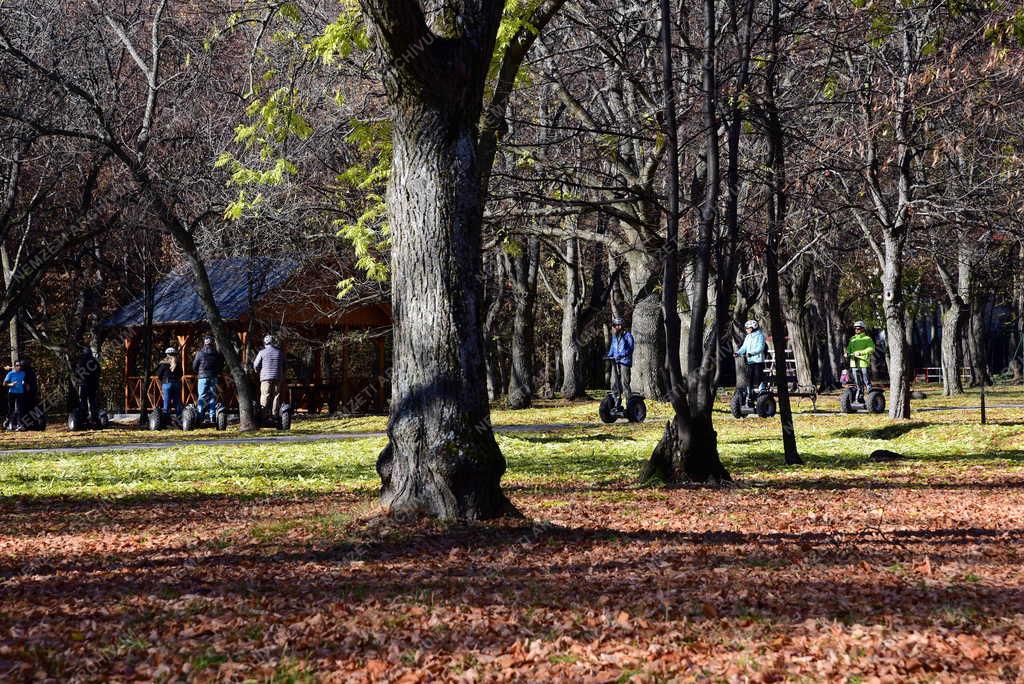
[156,359,183,385]
[193,345,225,379]
[253,344,284,381]
[74,352,100,388]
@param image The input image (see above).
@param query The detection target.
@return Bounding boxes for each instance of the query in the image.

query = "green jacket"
[846,332,875,368]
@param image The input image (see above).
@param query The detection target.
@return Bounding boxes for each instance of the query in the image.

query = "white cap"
[744,320,758,330]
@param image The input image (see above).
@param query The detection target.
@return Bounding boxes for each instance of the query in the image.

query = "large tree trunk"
[967,296,991,386]
[626,254,667,401]
[506,236,540,409]
[882,236,912,419]
[559,237,586,399]
[374,79,511,520]
[781,259,814,389]
[940,300,967,396]
[0,245,21,365]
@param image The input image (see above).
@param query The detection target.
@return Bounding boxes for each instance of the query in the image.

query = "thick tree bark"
[626,252,667,400]
[882,236,912,419]
[967,297,991,386]
[0,245,21,365]
[940,301,966,395]
[376,104,511,518]
[559,237,586,399]
[506,236,540,409]
[363,0,515,519]
[780,258,814,389]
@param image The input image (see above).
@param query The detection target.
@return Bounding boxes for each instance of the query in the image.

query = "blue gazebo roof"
[104,257,300,327]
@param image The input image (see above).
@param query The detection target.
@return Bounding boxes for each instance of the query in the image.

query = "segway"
[730,385,777,419]
[599,360,646,424]
[178,403,229,431]
[67,407,111,431]
[840,367,885,414]
[252,400,293,430]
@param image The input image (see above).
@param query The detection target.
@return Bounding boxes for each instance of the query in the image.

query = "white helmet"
[744,320,759,330]
[264,334,276,346]
[853,321,866,329]
[164,347,177,356]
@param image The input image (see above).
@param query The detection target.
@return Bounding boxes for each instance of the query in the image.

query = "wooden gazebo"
[103,257,391,414]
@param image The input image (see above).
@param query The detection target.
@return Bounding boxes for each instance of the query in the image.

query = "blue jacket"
[736,330,767,364]
[607,331,635,367]
[4,370,26,394]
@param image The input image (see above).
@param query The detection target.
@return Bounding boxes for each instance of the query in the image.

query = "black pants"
[611,364,632,403]
[8,393,27,428]
[79,383,100,423]
[747,362,765,402]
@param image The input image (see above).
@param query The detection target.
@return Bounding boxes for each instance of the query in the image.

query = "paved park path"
[2,403,1022,457]
[0,422,597,456]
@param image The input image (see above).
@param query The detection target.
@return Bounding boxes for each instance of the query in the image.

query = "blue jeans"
[198,377,218,421]
[161,382,181,415]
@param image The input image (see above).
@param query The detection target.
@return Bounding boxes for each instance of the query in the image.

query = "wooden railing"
[124,374,386,414]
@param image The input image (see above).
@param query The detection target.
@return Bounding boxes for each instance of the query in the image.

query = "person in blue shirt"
[734,319,767,407]
[4,360,29,431]
[606,316,635,406]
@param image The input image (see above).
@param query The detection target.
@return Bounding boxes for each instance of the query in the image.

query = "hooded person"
[734,319,767,407]
[193,335,225,423]
[253,334,285,418]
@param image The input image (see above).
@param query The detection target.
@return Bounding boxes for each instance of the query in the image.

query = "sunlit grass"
[1,385,1022,501]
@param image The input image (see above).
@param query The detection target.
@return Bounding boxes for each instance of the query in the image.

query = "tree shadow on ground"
[831,421,930,440]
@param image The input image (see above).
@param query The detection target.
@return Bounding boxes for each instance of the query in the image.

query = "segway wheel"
[216,408,228,431]
[867,390,886,414]
[599,394,617,424]
[99,410,111,429]
[730,391,746,419]
[756,393,777,419]
[839,388,857,414]
[148,410,164,431]
[625,395,647,423]
[279,404,292,431]
[181,406,197,432]
[67,410,83,432]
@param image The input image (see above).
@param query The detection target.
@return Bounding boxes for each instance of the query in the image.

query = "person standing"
[606,317,635,407]
[156,347,183,416]
[193,335,224,424]
[3,360,29,431]
[846,321,876,389]
[74,347,101,426]
[734,319,767,407]
[20,357,41,429]
[253,334,284,418]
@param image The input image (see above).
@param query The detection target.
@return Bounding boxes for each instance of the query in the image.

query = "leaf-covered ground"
[2,386,1024,681]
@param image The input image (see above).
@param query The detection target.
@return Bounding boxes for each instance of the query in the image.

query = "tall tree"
[360,0,565,519]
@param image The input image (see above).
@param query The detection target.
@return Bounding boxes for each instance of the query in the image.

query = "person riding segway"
[253,334,292,430]
[149,347,183,430]
[841,321,885,414]
[68,347,110,430]
[599,317,646,424]
[189,335,228,431]
[731,320,777,418]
